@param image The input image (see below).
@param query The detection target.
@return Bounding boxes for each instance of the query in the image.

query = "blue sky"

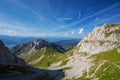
[0,0,120,38]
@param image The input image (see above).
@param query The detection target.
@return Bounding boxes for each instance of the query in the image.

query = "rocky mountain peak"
[84,24,120,41]
[11,39,65,55]
[76,23,120,54]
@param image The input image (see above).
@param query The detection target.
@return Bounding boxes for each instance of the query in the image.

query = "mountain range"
[0,23,120,80]
[0,40,64,80]
[0,35,80,48]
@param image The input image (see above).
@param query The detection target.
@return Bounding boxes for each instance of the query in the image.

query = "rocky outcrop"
[11,39,65,55]
[0,40,26,67]
[76,24,120,54]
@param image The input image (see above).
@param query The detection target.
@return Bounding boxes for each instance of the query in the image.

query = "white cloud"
[65,33,68,36]
[4,30,15,34]
[78,28,84,34]
[0,22,27,30]
[71,31,74,35]
[0,29,16,36]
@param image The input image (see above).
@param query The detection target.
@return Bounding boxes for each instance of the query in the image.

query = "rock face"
[11,39,65,55]
[76,24,120,54]
[0,40,26,66]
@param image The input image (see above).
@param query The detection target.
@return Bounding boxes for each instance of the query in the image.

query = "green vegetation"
[66,48,120,80]
[18,45,76,69]
[104,24,120,37]
[90,48,120,80]
[32,47,66,68]
[18,47,62,68]
[93,48,120,63]
[99,41,105,46]
[60,59,69,66]
[104,24,120,29]
[18,37,120,80]
[64,45,74,51]
[62,67,71,70]
[84,40,89,43]
[80,52,88,56]
[18,51,29,61]
[27,47,46,63]
[105,30,120,37]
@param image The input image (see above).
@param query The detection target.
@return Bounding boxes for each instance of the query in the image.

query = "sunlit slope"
[18,47,67,69]
[71,48,120,80]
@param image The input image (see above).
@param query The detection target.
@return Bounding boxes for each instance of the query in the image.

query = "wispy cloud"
[57,17,72,21]
[3,30,15,34]
[0,22,27,30]
[55,2,120,30]
[94,18,100,22]
[92,14,120,26]
[12,0,45,20]
[0,29,16,36]
[78,28,84,34]
[65,33,68,36]
[71,31,75,35]
[103,14,120,23]
[77,11,82,19]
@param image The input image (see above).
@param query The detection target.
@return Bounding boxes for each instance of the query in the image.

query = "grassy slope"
[18,47,68,69]
[19,42,120,80]
[72,48,120,80]
[33,47,65,68]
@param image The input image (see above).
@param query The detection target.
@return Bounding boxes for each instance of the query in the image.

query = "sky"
[0,0,120,38]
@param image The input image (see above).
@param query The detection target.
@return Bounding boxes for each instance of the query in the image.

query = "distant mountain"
[0,34,80,48]
[11,39,65,68]
[54,39,80,50]
[11,39,65,54]
[0,35,37,48]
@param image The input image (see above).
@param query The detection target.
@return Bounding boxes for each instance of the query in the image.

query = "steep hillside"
[70,48,120,80]
[11,39,65,68]
[0,40,28,75]
[48,24,120,80]
[76,24,120,54]
[0,40,26,67]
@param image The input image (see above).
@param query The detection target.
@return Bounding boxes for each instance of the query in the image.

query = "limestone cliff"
[76,24,120,54]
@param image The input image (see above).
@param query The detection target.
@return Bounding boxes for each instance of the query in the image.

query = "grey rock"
[0,40,26,67]
[76,24,120,54]
[11,39,65,55]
